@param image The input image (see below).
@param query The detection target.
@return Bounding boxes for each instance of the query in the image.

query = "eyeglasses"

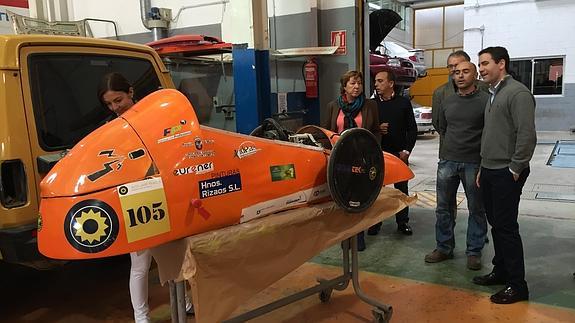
[447,64,457,69]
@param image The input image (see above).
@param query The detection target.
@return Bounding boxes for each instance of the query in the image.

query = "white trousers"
[129,249,193,323]
[130,250,152,323]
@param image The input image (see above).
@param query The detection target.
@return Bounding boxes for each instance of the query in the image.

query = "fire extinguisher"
[303,58,319,99]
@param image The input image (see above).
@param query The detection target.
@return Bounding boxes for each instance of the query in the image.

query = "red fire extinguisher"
[303,58,319,98]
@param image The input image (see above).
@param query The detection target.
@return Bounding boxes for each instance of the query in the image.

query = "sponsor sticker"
[194,137,203,150]
[117,178,171,243]
[210,168,240,179]
[64,199,119,253]
[310,184,329,201]
[37,214,42,232]
[185,150,216,159]
[182,139,215,148]
[158,121,192,144]
[163,124,183,136]
[334,163,369,175]
[351,166,365,174]
[270,164,296,182]
[255,205,276,216]
[173,162,214,176]
[369,166,377,180]
[240,188,312,223]
[199,173,242,199]
[234,141,260,159]
[285,193,305,205]
[334,164,376,180]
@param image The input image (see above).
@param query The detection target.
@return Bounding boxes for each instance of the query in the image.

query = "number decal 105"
[126,202,165,227]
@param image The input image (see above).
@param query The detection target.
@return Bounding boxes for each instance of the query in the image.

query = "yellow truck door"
[0,35,172,265]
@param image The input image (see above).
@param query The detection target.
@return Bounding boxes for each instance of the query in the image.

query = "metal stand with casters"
[220,236,393,323]
[169,280,187,323]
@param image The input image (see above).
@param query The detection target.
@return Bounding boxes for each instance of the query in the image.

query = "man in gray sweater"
[472,46,536,305]
[425,61,489,270]
[432,50,471,133]
[432,51,489,235]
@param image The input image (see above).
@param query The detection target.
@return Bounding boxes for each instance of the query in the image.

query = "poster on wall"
[331,30,347,56]
[0,0,29,35]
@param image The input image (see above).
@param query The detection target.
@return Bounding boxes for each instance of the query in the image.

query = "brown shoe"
[467,255,482,270]
[424,249,453,263]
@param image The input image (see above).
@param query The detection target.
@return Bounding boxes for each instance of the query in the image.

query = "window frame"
[510,55,565,97]
[26,52,163,151]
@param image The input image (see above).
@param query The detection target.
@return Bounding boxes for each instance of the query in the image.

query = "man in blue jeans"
[424,61,489,270]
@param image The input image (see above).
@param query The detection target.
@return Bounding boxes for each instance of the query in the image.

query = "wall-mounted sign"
[330,30,347,56]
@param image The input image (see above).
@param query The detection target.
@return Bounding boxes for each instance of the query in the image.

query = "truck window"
[27,54,162,151]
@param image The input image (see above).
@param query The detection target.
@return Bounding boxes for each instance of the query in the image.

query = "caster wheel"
[372,307,392,323]
[319,289,332,303]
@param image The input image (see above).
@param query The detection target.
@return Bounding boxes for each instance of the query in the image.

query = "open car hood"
[369,9,402,53]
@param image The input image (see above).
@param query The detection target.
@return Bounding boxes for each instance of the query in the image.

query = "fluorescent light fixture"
[368,3,382,10]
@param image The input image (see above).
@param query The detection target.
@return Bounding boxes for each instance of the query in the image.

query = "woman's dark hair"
[97,72,132,104]
[340,70,363,95]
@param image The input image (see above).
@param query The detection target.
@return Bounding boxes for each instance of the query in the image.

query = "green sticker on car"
[270,164,296,182]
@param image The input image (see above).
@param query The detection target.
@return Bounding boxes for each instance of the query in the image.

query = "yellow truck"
[0,35,173,267]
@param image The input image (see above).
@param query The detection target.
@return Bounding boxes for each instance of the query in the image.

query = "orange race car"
[37,89,414,260]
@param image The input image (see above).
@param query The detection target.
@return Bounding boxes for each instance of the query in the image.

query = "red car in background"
[369,53,417,89]
[369,9,418,93]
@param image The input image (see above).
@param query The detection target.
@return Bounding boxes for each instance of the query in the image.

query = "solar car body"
[38,89,414,260]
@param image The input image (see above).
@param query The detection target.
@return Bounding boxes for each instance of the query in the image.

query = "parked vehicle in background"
[369,9,418,94]
[377,41,427,78]
[411,101,434,135]
[369,53,417,89]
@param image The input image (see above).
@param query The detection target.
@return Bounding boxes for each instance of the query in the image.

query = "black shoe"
[357,232,366,251]
[186,305,195,316]
[367,223,382,236]
[472,272,506,286]
[397,223,413,235]
[490,286,529,304]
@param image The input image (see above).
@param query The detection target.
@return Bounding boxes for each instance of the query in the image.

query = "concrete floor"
[1,132,574,322]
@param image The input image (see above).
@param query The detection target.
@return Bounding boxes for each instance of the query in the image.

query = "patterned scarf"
[337,94,364,130]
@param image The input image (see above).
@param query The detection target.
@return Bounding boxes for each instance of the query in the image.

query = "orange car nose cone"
[39,118,153,198]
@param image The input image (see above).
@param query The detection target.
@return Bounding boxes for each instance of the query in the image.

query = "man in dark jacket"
[472,46,536,305]
[368,70,417,235]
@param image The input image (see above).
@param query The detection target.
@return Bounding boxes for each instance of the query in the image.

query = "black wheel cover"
[327,128,384,213]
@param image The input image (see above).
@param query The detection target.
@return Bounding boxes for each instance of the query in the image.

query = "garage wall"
[464,0,575,131]
[269,1,358,125]
[63,0,379,128]
[387,7,412,48]
[67,0,226,43]
[317,5,359,125]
